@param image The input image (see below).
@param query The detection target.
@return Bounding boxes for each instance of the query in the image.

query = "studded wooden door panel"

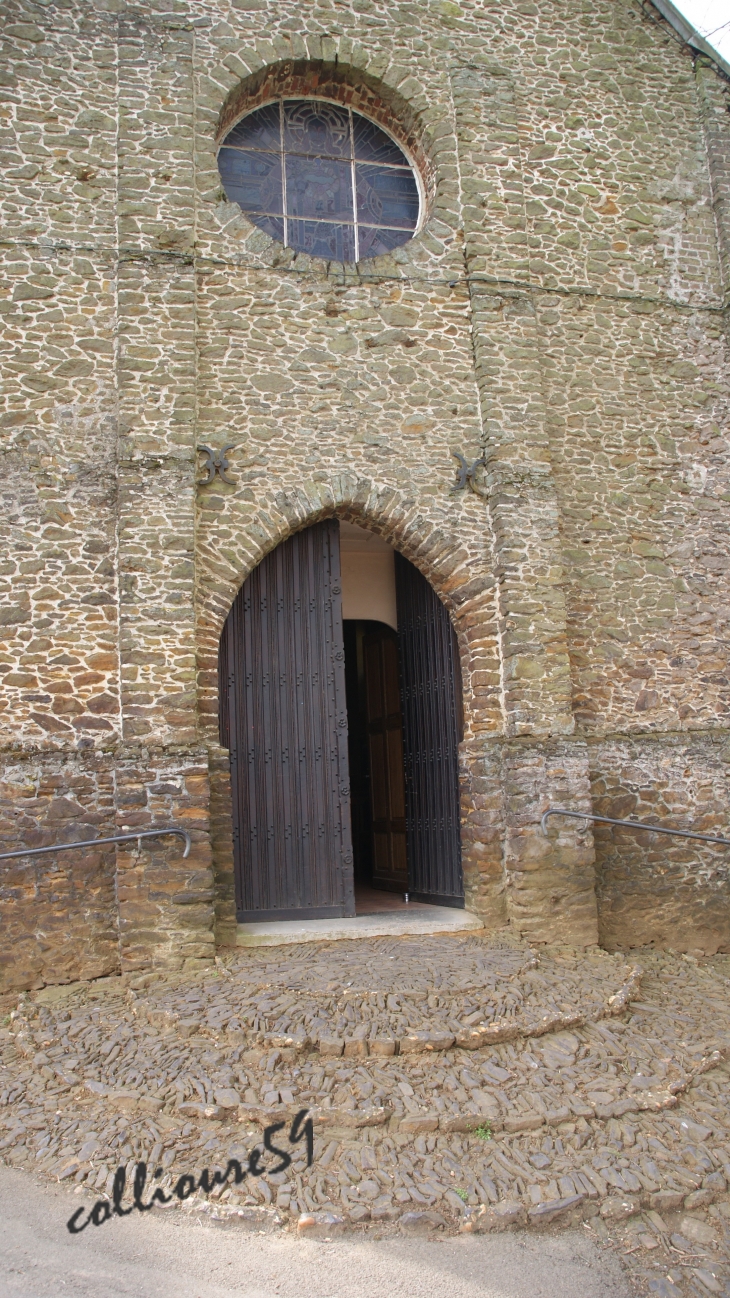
[395,552,463,907]
[219,520,355,921]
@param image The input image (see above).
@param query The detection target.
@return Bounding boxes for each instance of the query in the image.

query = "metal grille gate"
[219,520,355,921]
[395,552,463,907]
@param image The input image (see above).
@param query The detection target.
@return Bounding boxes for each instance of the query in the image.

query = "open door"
[219,520,355,921]
[363,625,408,892]
[395,552,463,907]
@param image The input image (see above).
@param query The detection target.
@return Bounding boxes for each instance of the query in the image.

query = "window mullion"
[349,107,359,264]
[280,99,288,248]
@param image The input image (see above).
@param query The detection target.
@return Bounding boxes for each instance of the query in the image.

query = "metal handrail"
[541,808,730,849]
[0,827,191,863]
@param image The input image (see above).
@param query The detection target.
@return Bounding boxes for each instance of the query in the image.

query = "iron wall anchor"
[451,452,485,493]
[198,444,236,485]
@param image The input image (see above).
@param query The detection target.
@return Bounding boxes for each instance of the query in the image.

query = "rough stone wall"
[0,753,118,990]
[590,734,730,955]
[1,0,729,990]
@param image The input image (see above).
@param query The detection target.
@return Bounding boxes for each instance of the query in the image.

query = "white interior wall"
[339,521,398,630]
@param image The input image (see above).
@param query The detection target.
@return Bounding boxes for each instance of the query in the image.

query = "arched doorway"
[218,519,463,923]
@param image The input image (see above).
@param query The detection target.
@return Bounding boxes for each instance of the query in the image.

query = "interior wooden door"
[219,520,355,921]
[395,553,463,907]
[363,625,408,891]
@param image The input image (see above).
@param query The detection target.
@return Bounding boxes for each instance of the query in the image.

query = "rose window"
[217,98,421,262]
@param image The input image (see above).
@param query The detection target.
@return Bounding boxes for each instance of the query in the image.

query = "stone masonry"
[1,936,730,1287]
[1,0,730,991]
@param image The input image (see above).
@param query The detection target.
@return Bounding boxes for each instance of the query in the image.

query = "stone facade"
[1,0,729,992]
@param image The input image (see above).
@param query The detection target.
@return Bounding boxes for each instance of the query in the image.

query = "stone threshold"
[235,906,484,947]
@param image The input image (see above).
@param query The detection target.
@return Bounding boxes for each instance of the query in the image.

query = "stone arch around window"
[210,55,443,263]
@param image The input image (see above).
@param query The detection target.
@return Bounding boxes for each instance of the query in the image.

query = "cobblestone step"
[0,935,729,1297]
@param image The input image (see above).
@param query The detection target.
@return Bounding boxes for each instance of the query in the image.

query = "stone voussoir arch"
[195,475,501,746]
[198,36,458,233]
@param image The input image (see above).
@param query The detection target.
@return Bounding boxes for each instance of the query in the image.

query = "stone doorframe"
[195,476,599,950]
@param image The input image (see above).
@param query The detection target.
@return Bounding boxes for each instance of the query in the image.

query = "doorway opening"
[339,520,463,915]
[219,518,463,925]
[344,619,410,914]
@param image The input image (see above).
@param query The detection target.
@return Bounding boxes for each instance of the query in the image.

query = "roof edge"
[648,0,730,79]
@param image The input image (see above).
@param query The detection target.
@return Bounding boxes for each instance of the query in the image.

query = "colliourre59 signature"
[67,1110,313,1234]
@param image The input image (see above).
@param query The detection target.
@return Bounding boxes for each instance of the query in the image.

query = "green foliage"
[455,1187,469,1203]
[474,1122,492,1141]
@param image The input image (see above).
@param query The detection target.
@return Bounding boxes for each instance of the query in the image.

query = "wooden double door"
[219,521,463,921]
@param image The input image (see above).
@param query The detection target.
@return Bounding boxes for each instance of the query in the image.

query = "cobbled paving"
[1,934,730,1297]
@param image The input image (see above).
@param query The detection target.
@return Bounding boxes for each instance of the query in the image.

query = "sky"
[670,0,730,62]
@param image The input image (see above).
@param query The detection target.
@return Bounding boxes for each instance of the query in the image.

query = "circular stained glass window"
[217,99,421,263]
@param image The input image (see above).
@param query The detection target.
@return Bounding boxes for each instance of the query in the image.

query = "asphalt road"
[0,1166,637,1298]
